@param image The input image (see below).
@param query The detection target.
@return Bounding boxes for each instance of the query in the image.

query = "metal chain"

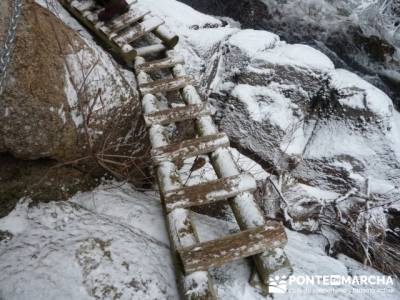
[0,0,23,95]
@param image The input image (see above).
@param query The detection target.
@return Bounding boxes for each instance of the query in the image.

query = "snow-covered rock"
[1,0,399,297]
[135,0,400,246]
[1,183,399,299]
[180,0,400,110]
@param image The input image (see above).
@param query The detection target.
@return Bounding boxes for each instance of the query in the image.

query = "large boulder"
[210,29,399,197]
[0,1,149,215]
[0,1,145,161]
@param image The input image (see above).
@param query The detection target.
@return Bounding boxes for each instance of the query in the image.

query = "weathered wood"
[167,50,292,284]
[99,6,150,36]
[144,103,208,127]
[164,173,257,212]
[59,0,137,64]
[136,44,167,56]
[178,221,287,274]
[135,55,217,299]
[113,16,164,47]
[71,0,96,12]
[153,24,179,48]
[83,8,103,23]
[139,76,196,95]
[151,133,230,165]
[136,56,185,72]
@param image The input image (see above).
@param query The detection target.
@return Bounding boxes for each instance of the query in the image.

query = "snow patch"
[228,29,280,57]
[255,43,335,71]
[331,69,393,119]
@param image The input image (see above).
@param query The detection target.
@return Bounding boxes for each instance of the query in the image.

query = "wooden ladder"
[59,1,292,298]
[59,0,178,64]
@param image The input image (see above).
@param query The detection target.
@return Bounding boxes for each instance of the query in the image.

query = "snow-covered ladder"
[59,1,292,298]
[134,50,292,298]
[59,0,178,64]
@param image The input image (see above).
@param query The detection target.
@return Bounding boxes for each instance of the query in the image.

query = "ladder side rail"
[134,56,217,300]
[166,51,291,285]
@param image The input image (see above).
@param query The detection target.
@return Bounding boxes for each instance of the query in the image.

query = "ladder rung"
[99,6,150,36]
[178,221,287,274]
[139,76,195,95]
[164,173,257,212]
[71,0,96,12]
[144,103,208,127]
[135,44,167,56]
[151,133,229,165]
[136,56,185,72]
[113,16,164,47]
[84,8,102,22]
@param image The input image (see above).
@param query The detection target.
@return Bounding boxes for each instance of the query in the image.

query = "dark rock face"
[179,0,400,110]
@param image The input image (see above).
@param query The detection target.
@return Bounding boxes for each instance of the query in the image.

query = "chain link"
[0,0,23,95]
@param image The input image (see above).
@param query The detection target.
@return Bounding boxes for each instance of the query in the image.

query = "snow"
[0,201,29,235]
[304,122,377,159]
[330,69,394,119]
[182,26,238,57]
[0,184,178,300]
[228,29,280,57]
[295,184,340,201]
[389,111,400,161]
[10,0,399,299]
[139,0,222,34]
[255,44,335,72]
[1,183,400,299]
[231,84,295,129]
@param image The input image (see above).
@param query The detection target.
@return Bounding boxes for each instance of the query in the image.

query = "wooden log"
[135,56,217,299]
[164,173,257,212]
[166,51,292,284]
[113,16,164,47]
[143,103,208,127]
[136,55,185,73]
[139,76,196,95]
[71,0,96,12]
[135,44,167,57]
[99,7,150,36]
[151,133,230,165]
[84,8,103,23]
[153,24,179,48]
[178,221,287,274]
[59,0,137,64]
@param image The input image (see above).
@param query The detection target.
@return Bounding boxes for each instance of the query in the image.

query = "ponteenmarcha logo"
[267,275,394,294]
[268,275,289,293]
